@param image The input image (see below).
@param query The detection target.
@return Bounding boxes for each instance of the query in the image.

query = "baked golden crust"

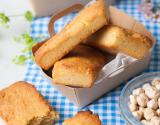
[62,111,102,125]
[86,25,152,59]
[52,45,106,88]
[34,0,108,70]
[0,81,58,125]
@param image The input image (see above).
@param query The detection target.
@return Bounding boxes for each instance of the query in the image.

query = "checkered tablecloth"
[24,0,160,124]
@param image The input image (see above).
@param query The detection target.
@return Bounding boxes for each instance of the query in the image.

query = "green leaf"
[22,42,36,53]
[12,55,27,65]
[13,36,22,43]
[12,33,46,65]
[22,33,33,44]
[0,12,10,28]
[24,11,33,22]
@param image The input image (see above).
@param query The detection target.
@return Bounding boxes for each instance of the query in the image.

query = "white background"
[0,0,33,88]
[0,0,33,124]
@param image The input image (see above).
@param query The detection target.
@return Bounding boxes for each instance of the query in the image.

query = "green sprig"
[12,55,27,65]
[13,33,46,65]
[0,13,10,28]
[24,11,33,22]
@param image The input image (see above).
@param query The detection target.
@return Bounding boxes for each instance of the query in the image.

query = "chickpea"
[146,121,155,125]
[141,120,150,125]
[147,99,158,110]
[142,83,151,90]
[132,110,143,120]
[143,108,157,121]
[129,103,138,112]
[151,116,160,125]
[155,84,160,90]
[145,86,159,99]
[133,88,144,96]
[152,78,160,90]
[129,94,137,105]
[154,92,160,101]
[152,78,160,86]
[139,107,145,113]
[156,109,160,116]
[158,98,160,108]
[137,93,149,107]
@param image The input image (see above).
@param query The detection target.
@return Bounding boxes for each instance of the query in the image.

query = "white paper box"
[30,0,115,17]
[42,53,151,108]
[32,3,155,108]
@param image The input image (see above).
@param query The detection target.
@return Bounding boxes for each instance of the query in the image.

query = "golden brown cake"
[52,45,106,88]
[62,111,102,125]
[0,81,58,125]
[34,0,108,70]
[86,25,152,59]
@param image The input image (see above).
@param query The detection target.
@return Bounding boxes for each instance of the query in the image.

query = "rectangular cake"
[34,0,108,70]
[0,81,58,125]
[52,45,106,88]
[63,111,102,125]
[86,25,152,59]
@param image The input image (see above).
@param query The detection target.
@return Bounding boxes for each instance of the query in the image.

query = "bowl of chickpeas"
[120,72,160,125]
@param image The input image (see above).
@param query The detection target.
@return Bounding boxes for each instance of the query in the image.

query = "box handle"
[32,4,83,56]
[48,4,84,37]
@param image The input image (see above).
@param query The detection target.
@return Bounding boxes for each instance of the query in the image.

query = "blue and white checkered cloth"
[24,0,160,124]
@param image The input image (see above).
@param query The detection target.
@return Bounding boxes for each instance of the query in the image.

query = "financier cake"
[0,81,58,125]
[34,0,108,70]
[86,25,152,59]
[52,45,106,88]
[63,111,102,125]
